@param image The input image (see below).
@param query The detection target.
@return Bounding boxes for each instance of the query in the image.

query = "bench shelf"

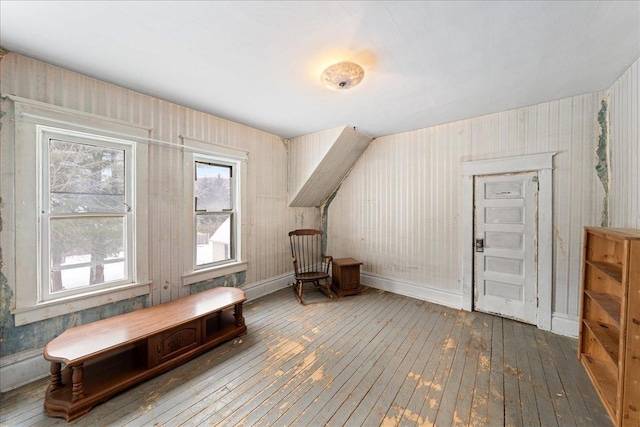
[43,287,246,421]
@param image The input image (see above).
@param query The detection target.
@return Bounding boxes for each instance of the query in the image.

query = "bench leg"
[234,303,245,327]
[49,362,63,391]
[71,364,85,402]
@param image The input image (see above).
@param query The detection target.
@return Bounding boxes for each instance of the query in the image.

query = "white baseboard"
[551,313,579,338]
[0,348,49,392]
[361,271,464,309]
[242,272,293,301]
[363,271,580,339]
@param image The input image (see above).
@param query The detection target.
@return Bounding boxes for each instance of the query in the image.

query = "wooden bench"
[43,287,247,421]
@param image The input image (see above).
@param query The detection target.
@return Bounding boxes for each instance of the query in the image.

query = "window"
[181,136,247,285]
[194,161,234,266]
[41,131,134,300]
[5,96,150,326]
[194,159,236,268]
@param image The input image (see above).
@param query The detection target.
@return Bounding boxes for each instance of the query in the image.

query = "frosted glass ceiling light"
[321,62,365,90]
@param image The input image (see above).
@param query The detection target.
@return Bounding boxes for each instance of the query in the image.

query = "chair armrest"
[322,255,333,273]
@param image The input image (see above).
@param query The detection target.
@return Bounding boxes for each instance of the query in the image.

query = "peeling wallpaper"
[189,272,246,295]
[595,99,610,227]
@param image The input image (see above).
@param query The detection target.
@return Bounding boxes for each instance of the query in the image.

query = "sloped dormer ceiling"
[288,126,373,207]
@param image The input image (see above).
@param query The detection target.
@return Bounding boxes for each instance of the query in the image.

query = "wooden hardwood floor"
[1,286,611,426]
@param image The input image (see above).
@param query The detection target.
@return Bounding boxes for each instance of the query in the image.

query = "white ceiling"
[1,1,639,139]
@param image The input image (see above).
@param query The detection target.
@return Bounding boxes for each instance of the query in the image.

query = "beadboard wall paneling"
[609,58,640,229]
[1,53,318,308]
[327,92,605,319]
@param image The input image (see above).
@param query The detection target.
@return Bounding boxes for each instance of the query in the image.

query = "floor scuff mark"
[407,371,442,391]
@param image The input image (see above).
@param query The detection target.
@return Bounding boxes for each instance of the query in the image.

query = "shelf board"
[580,353,618,421]
[585,226,640,240]
[586,260,623,283]
[205,310,244,342]
[48,349,148,403]
[583,319,620,365]
[584,291,621,327]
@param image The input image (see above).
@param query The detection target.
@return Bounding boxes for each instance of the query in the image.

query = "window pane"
[196,213,232,265]
[50,217,126,292]
[49,139,125,214]
[195,162,231,211]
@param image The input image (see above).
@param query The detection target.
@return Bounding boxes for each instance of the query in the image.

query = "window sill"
[182,261,248,286]
[11,281,151,326]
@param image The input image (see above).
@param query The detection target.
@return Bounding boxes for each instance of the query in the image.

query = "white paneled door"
[474,172,538,324]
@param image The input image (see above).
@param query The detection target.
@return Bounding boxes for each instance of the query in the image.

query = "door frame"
[461,152,556,331]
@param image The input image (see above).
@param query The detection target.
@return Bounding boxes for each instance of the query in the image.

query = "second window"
[194,160,235,267]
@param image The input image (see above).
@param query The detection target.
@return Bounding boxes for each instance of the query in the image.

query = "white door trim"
[461,152,556,331]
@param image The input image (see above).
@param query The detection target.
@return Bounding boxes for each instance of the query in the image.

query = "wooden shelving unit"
[578,227,640,427]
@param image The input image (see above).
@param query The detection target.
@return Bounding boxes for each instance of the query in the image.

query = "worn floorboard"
[468,313,492,427]
[0,286,611,427]
[398,305,458,425]
[381,304,443,425]
[218,288,388,427]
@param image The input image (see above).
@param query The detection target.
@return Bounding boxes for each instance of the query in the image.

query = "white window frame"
[39,128,136,302]
[181,136,247,286]
[193,158,237,270]
[3,96,150,326]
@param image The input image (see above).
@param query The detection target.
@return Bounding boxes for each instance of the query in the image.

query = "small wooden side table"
[331,258,363,297]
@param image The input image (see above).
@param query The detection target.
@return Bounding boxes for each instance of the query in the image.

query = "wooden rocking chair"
[289,229,333,304]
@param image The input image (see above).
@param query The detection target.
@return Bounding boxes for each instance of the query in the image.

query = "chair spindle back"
[289,229,326,275]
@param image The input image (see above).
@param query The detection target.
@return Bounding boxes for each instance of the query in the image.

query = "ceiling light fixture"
[321,61,365,90]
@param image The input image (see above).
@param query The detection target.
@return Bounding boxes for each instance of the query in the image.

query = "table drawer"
[148,320,202,367]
